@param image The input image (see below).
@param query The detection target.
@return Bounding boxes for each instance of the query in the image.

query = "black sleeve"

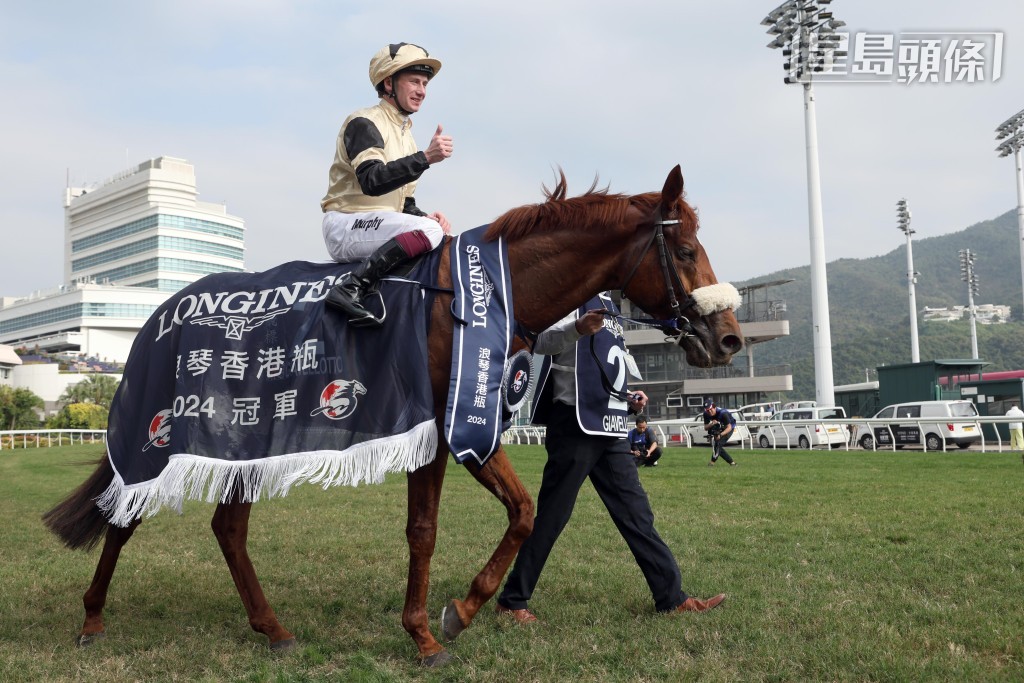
[403,196,427,217]
[344,117,430,196]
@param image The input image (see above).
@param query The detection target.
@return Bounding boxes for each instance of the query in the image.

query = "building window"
[90,257,243,284]
[0,303,159,336]
[131,279,194,292]
[72,236,244,272]
[71,214,244,252]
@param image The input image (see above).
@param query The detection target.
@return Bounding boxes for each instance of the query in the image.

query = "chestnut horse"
[43,165,742,666]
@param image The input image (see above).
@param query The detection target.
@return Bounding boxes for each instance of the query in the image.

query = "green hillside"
[739,209,1024,397]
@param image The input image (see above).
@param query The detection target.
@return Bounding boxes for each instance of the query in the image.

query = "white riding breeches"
[322,211,445,263]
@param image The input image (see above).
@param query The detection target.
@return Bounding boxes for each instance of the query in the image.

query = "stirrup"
[342,290,387,328]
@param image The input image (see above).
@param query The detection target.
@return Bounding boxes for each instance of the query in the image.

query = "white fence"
[4,417,1019,453]
[503,416,1023,453]
[0,430,107,450]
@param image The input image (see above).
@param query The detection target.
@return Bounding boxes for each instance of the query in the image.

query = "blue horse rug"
[99,257,439,527]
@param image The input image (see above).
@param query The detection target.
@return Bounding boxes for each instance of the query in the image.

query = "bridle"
[617,208,699,338]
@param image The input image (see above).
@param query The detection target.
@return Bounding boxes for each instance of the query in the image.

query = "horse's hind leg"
[79,519,140,646]
[211,500,295,650]
[440,446,533,641]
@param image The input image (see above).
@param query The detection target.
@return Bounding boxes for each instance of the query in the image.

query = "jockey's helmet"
[369,43,441,95]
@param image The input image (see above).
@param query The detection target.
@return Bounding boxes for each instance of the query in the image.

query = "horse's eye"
[676,247,695,261]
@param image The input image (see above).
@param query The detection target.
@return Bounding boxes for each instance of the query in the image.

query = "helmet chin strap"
[383,77,415,116]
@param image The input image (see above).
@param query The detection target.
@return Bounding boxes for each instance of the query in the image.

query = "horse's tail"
[42,456,114,551]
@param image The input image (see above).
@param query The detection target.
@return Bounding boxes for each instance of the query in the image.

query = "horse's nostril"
[721,334,743,354]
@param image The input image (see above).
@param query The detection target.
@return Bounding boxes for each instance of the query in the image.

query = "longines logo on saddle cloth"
[153,276,340,343]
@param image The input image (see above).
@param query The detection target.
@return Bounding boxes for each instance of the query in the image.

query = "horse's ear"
[661,165,684,204]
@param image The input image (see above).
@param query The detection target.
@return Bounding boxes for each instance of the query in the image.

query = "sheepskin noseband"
[690,283,741,316]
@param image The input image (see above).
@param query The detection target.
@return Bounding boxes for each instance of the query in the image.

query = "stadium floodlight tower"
[763,0,847,406]
[959,248,980,360]
[995,108,1024,322]
[897,199,920,363]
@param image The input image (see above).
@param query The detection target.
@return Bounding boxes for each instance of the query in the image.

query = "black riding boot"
[325,238,410,327]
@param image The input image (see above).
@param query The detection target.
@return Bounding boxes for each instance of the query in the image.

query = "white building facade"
[0,157,245,363]
[0,344,20,386]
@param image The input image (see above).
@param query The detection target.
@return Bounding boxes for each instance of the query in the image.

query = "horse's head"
[622,165,743,368]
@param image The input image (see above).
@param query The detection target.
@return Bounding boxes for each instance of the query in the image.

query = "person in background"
[1005,402,1024,452]
[702,399,738,467]
[627,415,662,467]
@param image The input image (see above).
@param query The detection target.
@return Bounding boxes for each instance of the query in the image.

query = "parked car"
[737,402,780,434]
[757,406,848,449]
[681,411,751,447]
[782,400,817,410]
[854,400,981,450]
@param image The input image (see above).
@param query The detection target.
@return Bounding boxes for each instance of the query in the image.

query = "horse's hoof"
[419,649,452,667]
[269,637,297,652]
[441,600,467,641]
[76,631,106,647]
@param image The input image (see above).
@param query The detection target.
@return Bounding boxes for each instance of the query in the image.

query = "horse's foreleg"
[78,519,140,646]
[440,447,533,641]
[402,451,450,666]
[211,500,295,650]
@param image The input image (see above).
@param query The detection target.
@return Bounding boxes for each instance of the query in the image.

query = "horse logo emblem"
[190,309,289,340]
[142,409,172,451]
[501,350,533,414]
[310,379,367,420]
[511,369,527,394]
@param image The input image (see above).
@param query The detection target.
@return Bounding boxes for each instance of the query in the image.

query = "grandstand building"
[0,157,245,363]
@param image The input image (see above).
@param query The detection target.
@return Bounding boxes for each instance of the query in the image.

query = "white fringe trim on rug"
[97,420,438,527]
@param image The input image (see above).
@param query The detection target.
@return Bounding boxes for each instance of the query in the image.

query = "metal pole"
[905,230,920,362]
[1015,147,1024,321]
[802,81,835,406]
[968,284,979,359]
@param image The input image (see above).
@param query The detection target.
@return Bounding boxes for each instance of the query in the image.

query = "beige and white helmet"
[369,43,442,93]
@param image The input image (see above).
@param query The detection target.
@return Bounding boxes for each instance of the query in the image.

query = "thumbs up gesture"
[424,124,454,164]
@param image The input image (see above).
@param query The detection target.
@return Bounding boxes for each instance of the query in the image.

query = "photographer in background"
[702,399,738,467]
[628,416,662,467]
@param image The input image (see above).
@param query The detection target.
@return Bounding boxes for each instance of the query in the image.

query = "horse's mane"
[484,170,690,242]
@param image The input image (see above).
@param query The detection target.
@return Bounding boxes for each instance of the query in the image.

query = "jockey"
[321,42,454,327]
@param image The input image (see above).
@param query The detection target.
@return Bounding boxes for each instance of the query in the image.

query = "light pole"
[896,199,920,363]
[763,0,846,406]
[995,108,1024,322]
[959,248,980,359]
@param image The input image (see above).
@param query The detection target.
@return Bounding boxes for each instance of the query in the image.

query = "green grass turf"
[1,444,1021,681]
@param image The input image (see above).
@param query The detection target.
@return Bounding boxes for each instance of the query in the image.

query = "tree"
[0,386,44,430]
[58,374,121,409]
[46,403,108,429]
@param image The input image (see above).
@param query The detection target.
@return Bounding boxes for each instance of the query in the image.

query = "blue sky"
[1,0,1023,296]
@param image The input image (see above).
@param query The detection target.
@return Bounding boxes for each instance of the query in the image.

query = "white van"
[758,406,848,449]
[855,400,980,450]
[738,402,780,434]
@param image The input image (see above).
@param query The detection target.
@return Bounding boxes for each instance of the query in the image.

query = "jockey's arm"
[346,117,430,197]
[355,155,430,196]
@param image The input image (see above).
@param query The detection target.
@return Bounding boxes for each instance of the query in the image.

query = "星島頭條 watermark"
[804,31,1003,84]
